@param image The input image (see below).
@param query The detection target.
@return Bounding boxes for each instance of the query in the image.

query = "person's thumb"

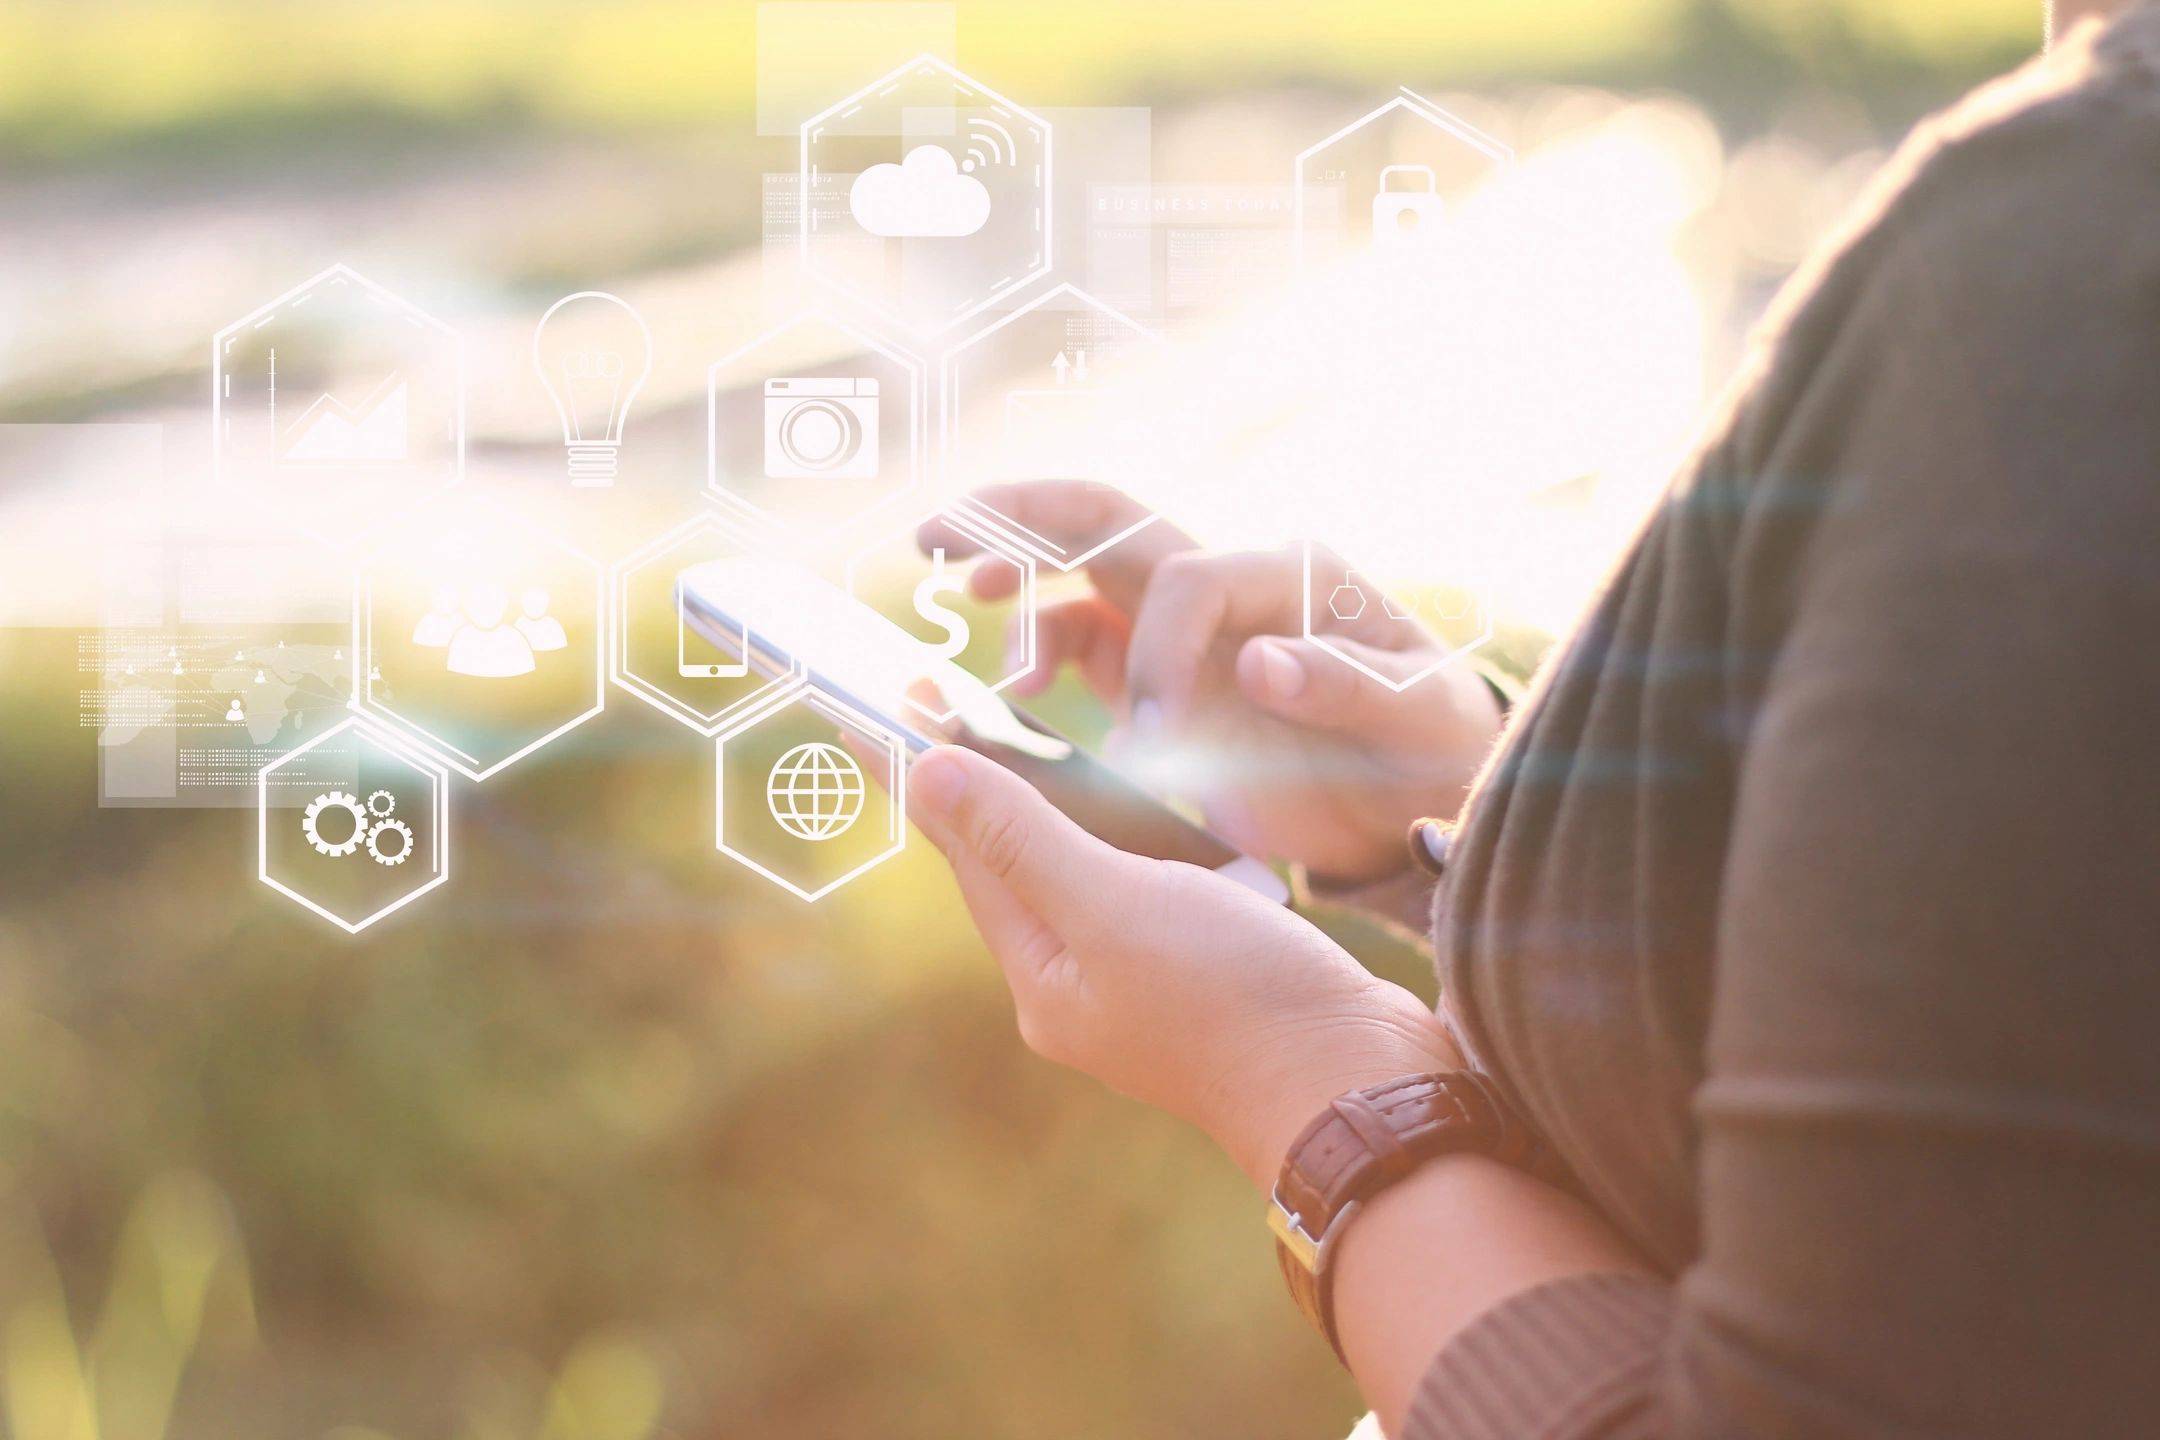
[906,745,1124,923]
[1234,633,1433,736]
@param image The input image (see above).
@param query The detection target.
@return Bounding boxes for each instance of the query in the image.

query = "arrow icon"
[1051,350,1071,385]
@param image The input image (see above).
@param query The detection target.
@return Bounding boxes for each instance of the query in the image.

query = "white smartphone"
[676,556,1289,903]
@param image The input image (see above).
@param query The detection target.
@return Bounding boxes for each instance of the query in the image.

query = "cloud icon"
[848,144,992,238]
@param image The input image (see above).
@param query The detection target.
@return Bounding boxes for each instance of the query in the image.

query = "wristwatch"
[1268,1071,1541,1361]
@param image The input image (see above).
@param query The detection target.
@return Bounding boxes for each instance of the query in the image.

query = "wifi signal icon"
[962,117,1017,173]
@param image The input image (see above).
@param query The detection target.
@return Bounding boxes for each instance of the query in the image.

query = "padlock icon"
[1371,165,1443,249]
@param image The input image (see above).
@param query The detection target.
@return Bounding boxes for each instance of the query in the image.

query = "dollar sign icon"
[911,549,970,661]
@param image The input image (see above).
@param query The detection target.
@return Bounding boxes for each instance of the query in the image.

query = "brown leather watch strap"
[1269,1072,1539,1361]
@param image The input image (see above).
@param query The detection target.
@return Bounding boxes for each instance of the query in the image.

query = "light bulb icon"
[533,291,653,486]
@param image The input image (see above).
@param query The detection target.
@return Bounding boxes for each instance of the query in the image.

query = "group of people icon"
[412,582,567,679]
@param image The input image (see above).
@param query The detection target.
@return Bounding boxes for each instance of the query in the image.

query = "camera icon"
[764,376,879,480]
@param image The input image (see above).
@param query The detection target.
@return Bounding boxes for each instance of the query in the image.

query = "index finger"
[918,481,1197,614]
[1124,547,1307,727]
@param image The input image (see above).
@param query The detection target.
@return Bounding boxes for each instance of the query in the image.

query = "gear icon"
[366,789,397,818]
[302,790,368,857]
[365,816,415,867]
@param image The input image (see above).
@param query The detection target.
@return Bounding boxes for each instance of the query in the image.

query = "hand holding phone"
[922,482,1504,889]
[676,556,1288,902]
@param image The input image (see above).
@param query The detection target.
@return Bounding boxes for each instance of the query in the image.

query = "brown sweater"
[1410,10,2160,1438]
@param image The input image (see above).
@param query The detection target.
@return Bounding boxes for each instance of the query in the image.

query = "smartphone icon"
[678,577,749,679]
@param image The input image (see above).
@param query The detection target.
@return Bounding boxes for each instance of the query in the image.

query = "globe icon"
[765,741,867,842]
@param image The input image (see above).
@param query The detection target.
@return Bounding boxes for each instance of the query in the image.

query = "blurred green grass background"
[0,0,2034,171]
[0,3,2039,1437]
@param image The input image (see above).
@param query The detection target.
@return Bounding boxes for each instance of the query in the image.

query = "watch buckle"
[1267,1189,1322,1273]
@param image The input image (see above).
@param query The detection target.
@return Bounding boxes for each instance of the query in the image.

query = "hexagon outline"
[715,684,907,904]
[941,282,1166,572]
[609,508,805,737]
[704,309,927,535]
[352,497,605,782]
[1301,541,1495,693]
[258,714,450,935]
[841,504,1037,725]
[1292,87,1514,271]
[1328,582,1368,623]
[799,52,1053,336]
[212,262,467,499]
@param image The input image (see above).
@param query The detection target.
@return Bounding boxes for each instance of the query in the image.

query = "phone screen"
[675,558,1283,898]
[935,698,1243,872]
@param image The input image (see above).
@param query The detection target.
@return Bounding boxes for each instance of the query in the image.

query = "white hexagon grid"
[941,283,1167,573]
[800,53,1051,335]
[1301,544,1495,693]
[259,715,449,934]
[1292,87,1513,270]
[705,310,926,538]
[354,495,605,782]
[842,504,1036,725]
[610,509,804,737]
[714,686,907,904]
[213,262,464,543]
